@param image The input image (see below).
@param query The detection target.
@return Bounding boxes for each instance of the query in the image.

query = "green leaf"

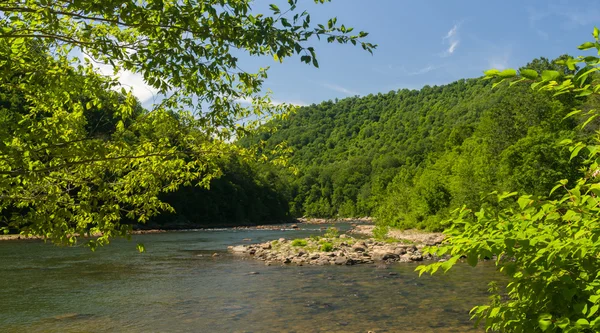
[498,69,517,78]
[541,70,561,81]
[269,4,280,13]
[538,313,553,331]
[520,69,538,80]
[483,69,500,77]
[555,317,570,329]
[578,42,596,50]
[466,252,478,267]
[570,144,584,161]
[576,318,590,328]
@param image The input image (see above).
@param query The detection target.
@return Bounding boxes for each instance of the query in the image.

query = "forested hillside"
[243,57,597,230]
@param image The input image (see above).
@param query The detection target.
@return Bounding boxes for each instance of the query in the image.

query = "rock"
[409,253,423,261]
[371,249,399,261]
[425,234,446,246]
[278,238,286,242]
[399,254,412,262]
[317,259,329,265]
[282,258,291,264]
[393,247,407,255]
[242,238,252,241]
[212,253,219,257]
[352,242,367,252]
[247,271,259,275]
[291,224,299,229]
[334,256,349,265]
[339,234,348,239]
[230,245,247,253]
[309,253,320,260]
[261,243,272,250]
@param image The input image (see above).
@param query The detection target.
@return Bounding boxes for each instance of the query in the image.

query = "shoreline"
[0,218,374,241]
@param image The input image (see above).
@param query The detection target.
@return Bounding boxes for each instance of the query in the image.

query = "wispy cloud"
[445,24,459,39]
[408,65,440,76]
[322,83,360,96]
[80,55,159,103]
[441,23,461,57]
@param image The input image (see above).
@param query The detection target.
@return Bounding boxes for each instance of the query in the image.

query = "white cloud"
[81,55,159,103]
[445,25,459,39]
[442,23,461,57]
[322,83,360,96]
[408,65,438,76]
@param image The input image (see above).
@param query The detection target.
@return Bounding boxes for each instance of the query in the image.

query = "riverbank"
[0,218,374,241]
[0,229,167,241]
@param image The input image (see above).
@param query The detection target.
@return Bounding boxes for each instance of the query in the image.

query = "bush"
[320,242,333,252]
[418,33,600,332]
[291,239,307,247]
[372,224,389,240]
[323,227,339,238]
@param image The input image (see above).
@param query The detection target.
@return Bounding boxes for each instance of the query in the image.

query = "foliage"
[372,224,389,240]
[323,227,339,238]
[244,54,592,230]
[291,239,307,247]
[417,28,600,332]
[319,242,333,252]
[150,154,291,228]
[0,0,374,247]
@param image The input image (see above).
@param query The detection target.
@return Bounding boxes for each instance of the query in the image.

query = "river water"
[0,224,497,332]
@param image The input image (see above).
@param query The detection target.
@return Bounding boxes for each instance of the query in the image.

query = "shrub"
[323,227,339,238]
[291,239,307,247]
[418,31,600,332]
[320,242,333,252]
[372,224,389,240]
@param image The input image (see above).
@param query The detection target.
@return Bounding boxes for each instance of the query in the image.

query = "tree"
[417,28,600,332]
[0,0,375,248]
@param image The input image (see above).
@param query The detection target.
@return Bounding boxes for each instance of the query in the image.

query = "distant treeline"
[241,56,599,230]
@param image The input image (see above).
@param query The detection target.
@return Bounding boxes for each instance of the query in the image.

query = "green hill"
[242,57,595,230]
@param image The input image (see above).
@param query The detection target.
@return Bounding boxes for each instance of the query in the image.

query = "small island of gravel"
[228,227,446,266]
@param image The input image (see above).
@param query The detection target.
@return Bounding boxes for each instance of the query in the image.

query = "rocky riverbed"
[228,233,445,266]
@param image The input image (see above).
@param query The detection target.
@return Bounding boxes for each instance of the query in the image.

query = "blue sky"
[95,0,600,107]
[230,0,600,106]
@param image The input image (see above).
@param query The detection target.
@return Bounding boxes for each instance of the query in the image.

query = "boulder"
[261,243,272,250]
[352,242,367,252]
[334,256,349,265]
[230,245,247,253]
[372,249,399,261]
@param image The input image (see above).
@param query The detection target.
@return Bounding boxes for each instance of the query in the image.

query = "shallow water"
[0,224,497,332]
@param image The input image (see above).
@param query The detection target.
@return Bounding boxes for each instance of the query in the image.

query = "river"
[0,223,497,332]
